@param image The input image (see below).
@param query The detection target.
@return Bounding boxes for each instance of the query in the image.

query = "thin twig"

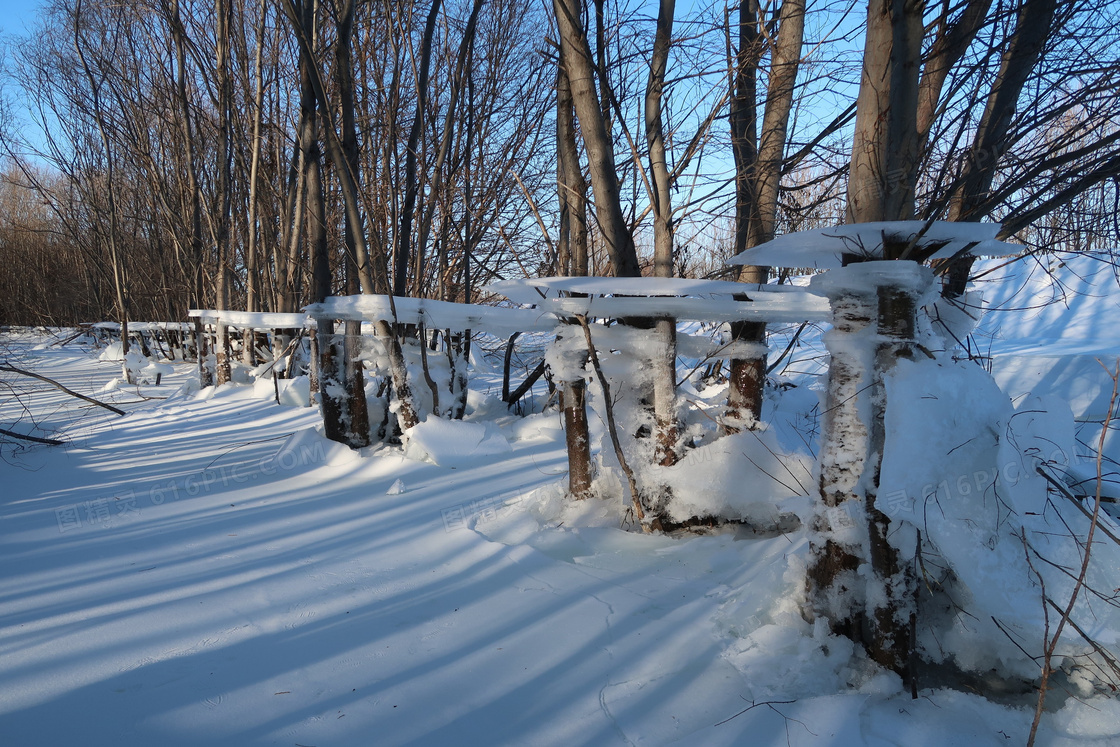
[1034,466,1120,546]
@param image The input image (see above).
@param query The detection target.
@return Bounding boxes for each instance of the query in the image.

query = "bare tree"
[552,0,640,277]
[70,0,132,380]
[556,61,593,498]
[726,0,806,426]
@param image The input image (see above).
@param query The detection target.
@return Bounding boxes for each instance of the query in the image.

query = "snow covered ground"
[972,252,1120,482]
[2,256,1120,747]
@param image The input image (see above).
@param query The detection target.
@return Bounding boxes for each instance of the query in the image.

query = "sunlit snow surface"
[1,315,1118,745]
[972,252,1120,478]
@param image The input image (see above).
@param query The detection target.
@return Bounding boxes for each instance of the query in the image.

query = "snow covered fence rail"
[485,275,832,370]
[293,295,566,444]
[479,276,834,509]
[187,310,311,331]
[486,275,831,324]
[187,309,316,381]
[302,294,559,335]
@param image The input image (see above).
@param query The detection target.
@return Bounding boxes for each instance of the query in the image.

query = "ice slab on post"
[730,221,1021,270]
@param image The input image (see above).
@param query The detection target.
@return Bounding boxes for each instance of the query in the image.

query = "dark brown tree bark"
[846,0,924,225]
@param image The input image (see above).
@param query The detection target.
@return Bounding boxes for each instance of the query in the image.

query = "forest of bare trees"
[0,0,1115,332]
[0,0,553,327]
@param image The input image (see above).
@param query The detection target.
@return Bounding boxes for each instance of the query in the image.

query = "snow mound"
[508,412,565,442]
[653,429,814,525]
[880,355,1120,678]
[250,372,310,407]
[971,251,1120,494]
[98,341,126,361]
[138,361,173,384]
[402,416,512,467]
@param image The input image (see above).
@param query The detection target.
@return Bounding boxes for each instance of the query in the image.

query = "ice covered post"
[731,221,1018,684]
[308,312,353,446]
[806,258,931,682]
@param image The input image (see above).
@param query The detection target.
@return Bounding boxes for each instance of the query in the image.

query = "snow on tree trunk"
[307,326,320,407]
[548,326,593,498]
[215,323,232,385]
[652,318,679,467]
[316,319,349,445]
[807,260,929,683]
[446,330,469,421]
[377,320,419,432]
[344,319,371,447]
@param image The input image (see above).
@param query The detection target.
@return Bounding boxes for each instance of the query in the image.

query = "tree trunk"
[556,62,594,499]
[213,0,233,386]
[243,0,268,365]
[334,0,371,447]
[395,0,444,296]
[811,0,926,684]
[563,377,593,497]
[73,0,133,383]
[164,0,210,386]
[552,0,640,277]
[284,0,349,443]
[727,0,804,427]
[556,65,588,278]
[915,0,993,148]
[846,0,924,225]
[807,261,926,682]
[645,0,680,468]
[942,0,1058,297]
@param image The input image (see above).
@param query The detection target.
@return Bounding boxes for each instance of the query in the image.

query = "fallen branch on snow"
[0,364,126,416]
[0,426,65,445]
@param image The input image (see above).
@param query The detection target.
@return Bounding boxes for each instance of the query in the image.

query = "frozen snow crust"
[2,262,1120,747]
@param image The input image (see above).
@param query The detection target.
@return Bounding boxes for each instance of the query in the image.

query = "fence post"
[806,259,931,685]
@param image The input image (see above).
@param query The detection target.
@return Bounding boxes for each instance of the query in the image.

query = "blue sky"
[0,0,42,36]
